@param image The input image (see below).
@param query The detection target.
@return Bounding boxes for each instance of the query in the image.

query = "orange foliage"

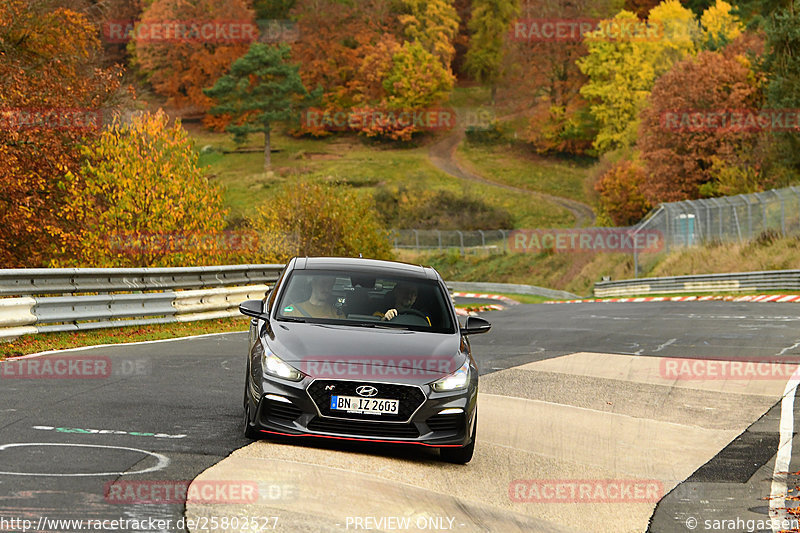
[594,160,653,226]
[0,0,122,267]
[131,0,255,128]
[638,46,764,204]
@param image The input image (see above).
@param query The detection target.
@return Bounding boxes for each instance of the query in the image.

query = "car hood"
[266,322,465,383]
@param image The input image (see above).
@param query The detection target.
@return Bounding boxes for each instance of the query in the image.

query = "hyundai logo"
[356,385,378,397]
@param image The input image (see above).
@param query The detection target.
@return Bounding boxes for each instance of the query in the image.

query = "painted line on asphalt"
[770,366,800,532]
[6,331,246,360]
[31,425,186,439]
[0,443,170,477]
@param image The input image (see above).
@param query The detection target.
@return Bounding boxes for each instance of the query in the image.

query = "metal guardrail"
[594,270,800,297]
[0,265,579,341]
[0,264,283,297]
[0,265,284,340]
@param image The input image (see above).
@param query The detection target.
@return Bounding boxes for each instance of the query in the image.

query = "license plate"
[330,395,399,415]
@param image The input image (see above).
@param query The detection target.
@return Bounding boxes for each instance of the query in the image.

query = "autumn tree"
[289,0,399,113]
[0,0,122,267]
[250,182,393,263]
[58,111,230,267]
[502,0,618,155]
[288,0,458,139]
[595,160,652,225]
[638,46,764,203]
[131,0,255,127]
[383,41,454,109]
[762,0,800,174]
[578,1,699,153]
[253,0,296,19]
[397,0,460,70]
[204,43,318,170]
[624,0,661,18]
[700,0,743,49]
[464,0,520,104]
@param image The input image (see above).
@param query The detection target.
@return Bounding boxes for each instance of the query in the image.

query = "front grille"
[307,380,426,422]
[426,414,464,433]
[307,417,420,439]
[261,398,303,423]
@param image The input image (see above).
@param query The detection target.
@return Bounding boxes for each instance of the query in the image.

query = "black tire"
[243,373,260,440]
[440,412,476,464]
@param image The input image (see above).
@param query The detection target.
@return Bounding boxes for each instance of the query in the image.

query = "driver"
[378,283,422,321]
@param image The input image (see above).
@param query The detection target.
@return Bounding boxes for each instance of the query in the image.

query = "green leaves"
[204,43,317,167]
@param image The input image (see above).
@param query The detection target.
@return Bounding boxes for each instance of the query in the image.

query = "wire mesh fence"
[389,186,800,254]
[390,229,512,253]
[633,186,800,252]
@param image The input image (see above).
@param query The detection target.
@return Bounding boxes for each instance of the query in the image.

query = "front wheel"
[243,373,260,440]
[440,412,476,464]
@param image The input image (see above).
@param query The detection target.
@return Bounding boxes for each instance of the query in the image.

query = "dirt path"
[428,124,596,227]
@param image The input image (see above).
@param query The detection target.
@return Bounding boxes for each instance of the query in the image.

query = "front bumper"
[247,377,477,447]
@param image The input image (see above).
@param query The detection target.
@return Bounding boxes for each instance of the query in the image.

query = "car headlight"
[262,347,304,382]
[430,358,470,392]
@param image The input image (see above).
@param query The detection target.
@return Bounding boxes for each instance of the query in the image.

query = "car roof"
[292,257,440,281]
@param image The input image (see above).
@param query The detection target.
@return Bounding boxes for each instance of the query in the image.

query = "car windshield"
[275,270,455,333]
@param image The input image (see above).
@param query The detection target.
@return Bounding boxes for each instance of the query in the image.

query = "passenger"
[285,275,344,319]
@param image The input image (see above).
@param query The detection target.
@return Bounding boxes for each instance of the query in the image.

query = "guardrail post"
[413,229,419,250]
[436,229,442,249]
[478,230,485,247]
[500,230,508,253]
[457,230,464,256]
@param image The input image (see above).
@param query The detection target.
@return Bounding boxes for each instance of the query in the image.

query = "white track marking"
[0,443,169,477]
[653,338,678,353]
[770,367,800,532]
[777,340,800,357]
[6,331,245,360]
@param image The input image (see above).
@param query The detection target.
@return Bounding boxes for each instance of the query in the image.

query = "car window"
[275,270,455,333]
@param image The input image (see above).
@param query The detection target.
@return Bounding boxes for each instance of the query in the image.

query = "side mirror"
[461,316,491,335]
[239,299,269,320]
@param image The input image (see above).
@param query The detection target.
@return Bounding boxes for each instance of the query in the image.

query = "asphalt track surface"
[1,301,799,532]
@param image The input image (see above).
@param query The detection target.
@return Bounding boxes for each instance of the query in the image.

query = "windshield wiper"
[277,316,307,323]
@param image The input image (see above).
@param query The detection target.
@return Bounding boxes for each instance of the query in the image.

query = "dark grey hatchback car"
[238,257,491,463]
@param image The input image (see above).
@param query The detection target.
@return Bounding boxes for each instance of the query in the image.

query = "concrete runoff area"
[187,352,791,533]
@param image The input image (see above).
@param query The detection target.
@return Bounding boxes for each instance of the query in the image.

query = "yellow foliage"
[57,110,236,267]
[250,182,394,263]
[701,0,743,48]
